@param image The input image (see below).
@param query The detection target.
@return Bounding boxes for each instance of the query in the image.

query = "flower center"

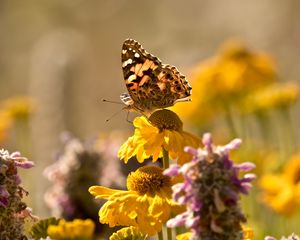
[148,109,183,132]
[127,165,171,195]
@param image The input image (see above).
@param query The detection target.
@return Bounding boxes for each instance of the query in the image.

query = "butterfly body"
[121,39,192,116]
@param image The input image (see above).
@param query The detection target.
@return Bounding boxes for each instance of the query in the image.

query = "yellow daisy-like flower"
[260,154,300,215]
[89,165,179,236]
[47,219,95,240]
[242,226,254,240]
[109,226,147,240]
[176,232,192,240]
[240,82,299,114]
[0,110,12,143]
[3,96,34,121]
[118,109,201,165]
[173,39,277,126]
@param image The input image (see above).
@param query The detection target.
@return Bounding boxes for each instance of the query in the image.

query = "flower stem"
[167,227,172,240]
[162,147,172,240]
[158,231,164,240]
[224,105,238,138]
[162,147,169,169]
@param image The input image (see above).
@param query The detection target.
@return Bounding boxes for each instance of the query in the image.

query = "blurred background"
[1,0,300,238]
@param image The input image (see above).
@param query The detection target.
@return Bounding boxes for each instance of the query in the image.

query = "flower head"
[176,232,192,240]
[47,219,95,240]
[109,226,147,240]
[260,154,300,215]
[44,133,105,232]
[165,133,256,240]
[243,226,254,240]
[240,82,299,114]
[2,96,34,121]
[173,39,277,126]
[89,165,179,236]
[0,149,34,239]
[118,109,201,164]
[0,110,12,143]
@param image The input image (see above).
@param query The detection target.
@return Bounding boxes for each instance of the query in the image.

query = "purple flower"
[0,187,9,207]
[164,133,256,240]
[0,149,34,239]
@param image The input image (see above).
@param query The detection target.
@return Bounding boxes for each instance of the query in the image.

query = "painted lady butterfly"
[120,39,192,116]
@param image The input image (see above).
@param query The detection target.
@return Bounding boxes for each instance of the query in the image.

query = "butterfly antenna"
[102,98,124,105]
[105,108,124,122]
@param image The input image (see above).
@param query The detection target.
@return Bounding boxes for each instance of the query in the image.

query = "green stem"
[157,231,164,240]
[162,147,169,169]
[255,112,273,145]
[278,107,296,156]
[167,227,172,240]
[162,147,172,240]
[224,105,238,138]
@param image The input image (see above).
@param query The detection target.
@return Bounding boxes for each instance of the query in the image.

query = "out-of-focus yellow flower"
[173,39,277,126]
[176,232,192,240]
[260,154,300,215]
[47,219,95,240]
[240,82,299,114]
[243,226,254,240]
[0,111,12,143]
[109,226,147,240]
[3,96,34,121]
[89,165,179,236]
[118,109,201,165]
[0,96,34,143]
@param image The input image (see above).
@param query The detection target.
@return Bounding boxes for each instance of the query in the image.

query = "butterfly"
[120,39,192,117]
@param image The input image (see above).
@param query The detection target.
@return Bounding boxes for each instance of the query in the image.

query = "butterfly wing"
[121,39,191,113]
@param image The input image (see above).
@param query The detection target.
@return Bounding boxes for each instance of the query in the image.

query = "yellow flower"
[109,226,147,240]
[118,109,201,165]
[260,154,300,215]
[242,226,254,240]
[89,165,179,236]
[240,82,299,114]
[0,110,12,143]
[3,96,34,121]
[47,219,95,240]
[176,232,192,240]
[173,39,277,126]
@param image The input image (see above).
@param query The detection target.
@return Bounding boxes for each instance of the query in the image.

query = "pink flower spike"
[235,162,256,171]
[167,212,188,227]
[202,133,213,152]
[10,151,22,158]
[14,160,35,169]
[243,173,256,181]
[224,138,242,151]
[264,237,276,240]
[184,146,198,156]
[241,182,253,191]
[163,164,180,177]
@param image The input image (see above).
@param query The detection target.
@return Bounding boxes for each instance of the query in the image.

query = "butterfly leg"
[126,111,133,124]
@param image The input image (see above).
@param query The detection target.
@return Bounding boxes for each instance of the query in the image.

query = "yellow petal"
[89,186,125,199]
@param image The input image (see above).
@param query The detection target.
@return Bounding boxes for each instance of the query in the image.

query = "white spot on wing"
[122,58,133,68]
[122,50,127,54]
[134,53,140,58]
[128,74,137,82]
